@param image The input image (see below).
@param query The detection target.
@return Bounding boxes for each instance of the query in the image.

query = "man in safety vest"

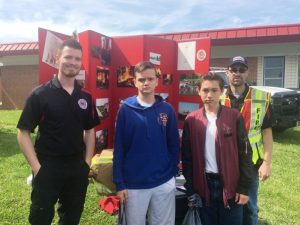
[221,56,273,225]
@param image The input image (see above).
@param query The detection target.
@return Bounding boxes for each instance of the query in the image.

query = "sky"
[1,0,300,43]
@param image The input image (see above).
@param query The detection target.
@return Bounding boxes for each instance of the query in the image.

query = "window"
[263,56,285,87]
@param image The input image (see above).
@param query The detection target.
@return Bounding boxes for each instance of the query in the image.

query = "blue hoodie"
[113,95,180,191]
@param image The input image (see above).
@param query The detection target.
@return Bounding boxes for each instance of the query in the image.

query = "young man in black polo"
[17,39,100,225]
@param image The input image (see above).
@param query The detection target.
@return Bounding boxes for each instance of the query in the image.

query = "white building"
[156,23,300,88]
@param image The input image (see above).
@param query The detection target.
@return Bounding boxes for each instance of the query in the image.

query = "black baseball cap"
[228,56,248,69]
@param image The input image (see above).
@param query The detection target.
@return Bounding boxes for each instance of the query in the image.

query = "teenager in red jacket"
[181,72,253,225]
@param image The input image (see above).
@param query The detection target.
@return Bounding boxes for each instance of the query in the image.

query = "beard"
[231,78,244,87]
[64,71,78,78]
[61,66,80,78]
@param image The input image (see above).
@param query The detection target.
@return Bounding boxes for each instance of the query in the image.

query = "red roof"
[154,23,300,45]
[1,23,300,56]
[0,42,39,56]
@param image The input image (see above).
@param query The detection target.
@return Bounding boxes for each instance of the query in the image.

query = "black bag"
[117,203,127,225]
[181,206,202,225]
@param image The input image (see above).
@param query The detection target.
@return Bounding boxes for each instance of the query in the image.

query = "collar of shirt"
[51,75,82,94]
[226,84,250,101]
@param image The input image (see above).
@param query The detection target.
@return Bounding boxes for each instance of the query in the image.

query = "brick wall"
[210,57,258,85]
[1,65,38,109]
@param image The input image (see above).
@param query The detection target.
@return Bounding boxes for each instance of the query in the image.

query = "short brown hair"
[57,39,82,56]
[197,72,224,90]
[134,61,158,78]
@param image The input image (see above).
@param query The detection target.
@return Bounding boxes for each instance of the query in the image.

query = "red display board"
[176,39,211,129]
[38,28,211,150]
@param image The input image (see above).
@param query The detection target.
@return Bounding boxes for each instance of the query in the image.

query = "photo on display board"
[162,74,173,85]
[117,66,135,87]
[91,36,112,66]
[96,67,109,89]
[155,67,161,78]
[100,36,112,65]
[96,98,109,120]
[179,74,202,95]
[95,128,108,153]
[178,101,199,121]
[42,31,63,69]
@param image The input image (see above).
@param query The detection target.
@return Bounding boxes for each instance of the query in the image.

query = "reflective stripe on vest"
[220,88,270,164]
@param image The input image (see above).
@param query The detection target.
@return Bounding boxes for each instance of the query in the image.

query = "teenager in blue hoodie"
[113,61,180,225]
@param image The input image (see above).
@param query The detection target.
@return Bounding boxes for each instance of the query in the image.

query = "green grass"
[258,129,300,225]
[0,110,116,225]
[1,110,300,224]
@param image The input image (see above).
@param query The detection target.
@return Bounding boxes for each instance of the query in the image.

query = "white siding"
[257,56,263,86]
[0,55,38,66]
[285,56,298,88]
[211,42,300,58]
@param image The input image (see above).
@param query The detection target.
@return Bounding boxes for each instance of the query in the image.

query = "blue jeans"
[243,167,259,225]
[200,174,243,225]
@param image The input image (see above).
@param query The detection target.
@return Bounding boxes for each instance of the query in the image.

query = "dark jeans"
[200,174,243,225]
[243,167,259,225]
[29,155,90,225]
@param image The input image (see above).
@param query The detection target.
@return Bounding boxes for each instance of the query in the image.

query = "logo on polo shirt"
[78,99,88,109]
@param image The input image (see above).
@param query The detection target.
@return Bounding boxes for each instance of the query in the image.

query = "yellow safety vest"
[220,88,270,165]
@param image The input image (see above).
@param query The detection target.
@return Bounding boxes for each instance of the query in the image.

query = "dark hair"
[57,39,82,56]
[197,72,224,90]
[134,61,158,78]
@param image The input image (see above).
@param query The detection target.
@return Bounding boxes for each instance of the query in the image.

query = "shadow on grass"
[259,219,271,225]
[273,128,300,145]
[0,130,21,157]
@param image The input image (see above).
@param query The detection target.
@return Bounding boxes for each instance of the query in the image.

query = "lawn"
[0,110,116,225]
[0,110,299,225]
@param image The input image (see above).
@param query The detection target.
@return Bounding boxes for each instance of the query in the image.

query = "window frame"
[263,56,285,87]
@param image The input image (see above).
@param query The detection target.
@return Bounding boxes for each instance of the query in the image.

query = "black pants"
[29,156,90,225]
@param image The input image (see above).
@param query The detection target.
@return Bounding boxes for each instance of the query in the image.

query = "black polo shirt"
[225,85,273,130]
[17,76,100,157]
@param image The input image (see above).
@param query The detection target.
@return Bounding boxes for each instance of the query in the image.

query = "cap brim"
[229,61,248,68]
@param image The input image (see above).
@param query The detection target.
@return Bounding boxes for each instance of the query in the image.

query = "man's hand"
[117,190,128,204]
[32,163,41,177]
[17,129,41,177]
[235,193,249,205]
[259,160,271,181]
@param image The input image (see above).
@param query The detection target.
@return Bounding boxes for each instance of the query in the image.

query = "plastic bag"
[117,203,127,225]
[182,206,202,225]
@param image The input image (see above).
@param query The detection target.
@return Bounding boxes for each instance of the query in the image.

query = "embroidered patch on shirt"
[222,123,232,137]
[159,113,168,126]
[78,99,88,109]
